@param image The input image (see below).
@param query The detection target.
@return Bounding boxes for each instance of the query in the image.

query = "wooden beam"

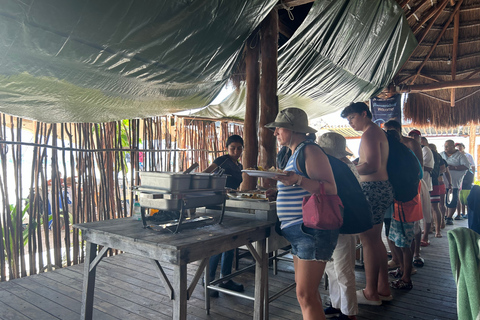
[416,0,450,44]
[399,77,480,92]
[406,0,431,20]
[469,121,476,163]
[410,0,464,84]
[451,9,460,106]
[241,32,260,191]
[278,21,294,39]
[399,0,410,8]
[465,69,480,79]
[276,0,314,8]
[413,0,449,34]
[259,9,278,189]
[393,0,449,78]
[420,74,441,82]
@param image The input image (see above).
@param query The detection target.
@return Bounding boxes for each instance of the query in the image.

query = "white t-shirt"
[440,151,470,189]
[422,146,434,191]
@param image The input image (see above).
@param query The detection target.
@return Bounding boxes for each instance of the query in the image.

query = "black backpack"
[385,131,421,202]
[297,141,373,234]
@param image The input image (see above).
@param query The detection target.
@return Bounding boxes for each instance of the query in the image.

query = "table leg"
[254,239,267,320]
[81,242,98,320]
[204,260,210,314]
[172,264,187,320]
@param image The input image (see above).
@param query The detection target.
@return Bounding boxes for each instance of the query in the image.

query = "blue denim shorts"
[281,223,339,261]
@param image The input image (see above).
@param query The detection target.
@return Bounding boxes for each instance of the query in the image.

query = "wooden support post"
[470,121,477,178]
[259,9,279,189]
[81,242,97,320]
[451,9,460,107]
[241,32,260,191]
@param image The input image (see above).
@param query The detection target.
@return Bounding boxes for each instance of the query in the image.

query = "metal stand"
[138,189,227,233]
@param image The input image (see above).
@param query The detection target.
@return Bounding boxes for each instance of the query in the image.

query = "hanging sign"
[370,94,402,128]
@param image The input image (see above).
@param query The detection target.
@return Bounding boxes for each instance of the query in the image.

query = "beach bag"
[385,131,421,202]
[297,141,374,234]
[393,183,423,222]
[302,183,344,230]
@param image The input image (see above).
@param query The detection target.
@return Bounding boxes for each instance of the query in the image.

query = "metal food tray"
[210,175,227,190]
[139,192,225,210]
[190,173,210,189]
[139,171,191,192]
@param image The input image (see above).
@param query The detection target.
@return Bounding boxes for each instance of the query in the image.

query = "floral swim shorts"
[388,219,415,248]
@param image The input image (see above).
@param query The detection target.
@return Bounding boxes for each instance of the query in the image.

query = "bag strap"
[297,140,322,179]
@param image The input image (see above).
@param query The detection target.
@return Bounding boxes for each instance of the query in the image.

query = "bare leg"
[432,203,442,237]
[294,256,327,320]
[387,239,400,266]
[400,246,413,283]
[421,222,431,242]
[447,207,456,219]
[359,224,390,300]
[439,193,446,228]
[412,222,421,259]
[390,244,403,272]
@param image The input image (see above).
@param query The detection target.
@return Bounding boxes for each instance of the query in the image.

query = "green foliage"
[1,202,31,260]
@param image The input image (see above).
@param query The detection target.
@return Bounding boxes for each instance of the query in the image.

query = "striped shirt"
[276,144,311,229]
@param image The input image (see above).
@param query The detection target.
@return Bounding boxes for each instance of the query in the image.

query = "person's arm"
[423,148,434,172]
[275,145,337,195]
[356,131,381,175]
[444,167,452,188]
[452,153,470,171]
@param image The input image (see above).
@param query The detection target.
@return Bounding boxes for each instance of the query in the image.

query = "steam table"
[74,215,274,320]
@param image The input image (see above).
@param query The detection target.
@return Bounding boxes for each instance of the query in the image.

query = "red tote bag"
[302,183,344,230]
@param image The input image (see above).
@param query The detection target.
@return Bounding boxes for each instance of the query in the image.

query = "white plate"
[242,170,286,178]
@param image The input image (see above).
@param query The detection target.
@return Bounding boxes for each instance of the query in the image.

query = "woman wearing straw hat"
[318,132,359,320]
[265,108,339,320]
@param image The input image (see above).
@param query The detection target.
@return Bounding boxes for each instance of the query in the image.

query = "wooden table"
[74,215,274,320]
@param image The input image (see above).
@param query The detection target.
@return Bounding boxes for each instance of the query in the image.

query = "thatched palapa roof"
[393,0,480,127]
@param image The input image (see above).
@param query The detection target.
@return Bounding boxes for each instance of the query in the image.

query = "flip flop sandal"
[420,240,430,247]
[413,256,424,268]
[390,279,413,290]
[435,234,443,238]
[388,268,403,278]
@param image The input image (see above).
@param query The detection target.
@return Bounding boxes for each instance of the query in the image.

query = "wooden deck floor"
[0,219,465,319]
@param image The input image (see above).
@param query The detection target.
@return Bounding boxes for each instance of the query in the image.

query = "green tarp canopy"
[195,0,417,121]
[0,0,416,123]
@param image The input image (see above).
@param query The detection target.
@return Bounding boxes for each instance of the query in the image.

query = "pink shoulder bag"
[302,183,344,230]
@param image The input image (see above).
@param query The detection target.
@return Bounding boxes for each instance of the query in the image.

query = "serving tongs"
[183,162,199,174]
[211,166,225,176]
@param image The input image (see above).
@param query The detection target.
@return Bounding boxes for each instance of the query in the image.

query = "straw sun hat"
[317,132,352,159]
[265,108,317,134]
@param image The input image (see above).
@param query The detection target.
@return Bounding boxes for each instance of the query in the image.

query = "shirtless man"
[341,102,393,305]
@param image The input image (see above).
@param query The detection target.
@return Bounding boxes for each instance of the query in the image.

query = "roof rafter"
[413,0,450,34]
[400,77,480,93]
[451,9,460,106]
[406,0,432,20]
[410,0,464,85]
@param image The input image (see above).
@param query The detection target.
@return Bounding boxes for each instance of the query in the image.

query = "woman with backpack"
[265,108,339,320]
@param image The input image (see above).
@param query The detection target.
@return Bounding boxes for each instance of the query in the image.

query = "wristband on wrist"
[293,175,303,187]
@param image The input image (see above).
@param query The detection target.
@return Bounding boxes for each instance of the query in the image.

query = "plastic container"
[133,195,142,220]
[139,172,191,192]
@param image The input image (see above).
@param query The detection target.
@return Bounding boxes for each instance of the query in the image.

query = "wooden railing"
[0,115,243,281]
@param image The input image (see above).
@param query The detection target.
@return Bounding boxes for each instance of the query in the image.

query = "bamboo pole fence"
[0,114,243,282]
